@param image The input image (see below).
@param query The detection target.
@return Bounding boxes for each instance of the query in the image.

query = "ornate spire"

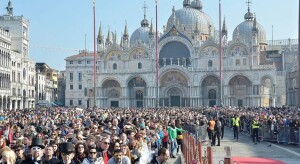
[6,0,13,16]
[170,6,177,27]
[252,15,258,32]
[120,35,123,47]
[97,23,103,41]
[105,28,112,46]
[149,19,155,36]
[244,0,253,20]
[140,1,149,27]
[114,30,118,45]
[222,17,228,37]
[123,21,129,39]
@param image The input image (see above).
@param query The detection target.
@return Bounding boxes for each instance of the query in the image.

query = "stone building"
[65,0,292,108]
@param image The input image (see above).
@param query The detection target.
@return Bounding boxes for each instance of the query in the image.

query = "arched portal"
[228,75,252,107]
[166,87,182,107]
[201,75,220,107]
[160,70,188,107]
[127,77,146,108]
[102,79,121,108]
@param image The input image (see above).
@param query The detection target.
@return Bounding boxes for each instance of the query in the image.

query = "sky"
[3,0,298,71]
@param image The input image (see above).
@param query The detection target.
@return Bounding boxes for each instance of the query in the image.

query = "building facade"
[65,0,294,108]
[0,1,35,110]
[0,27,11,110]
[57,71,66,106]
[35,63,58,106]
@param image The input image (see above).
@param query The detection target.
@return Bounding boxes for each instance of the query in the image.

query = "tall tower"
[0,0,29,59]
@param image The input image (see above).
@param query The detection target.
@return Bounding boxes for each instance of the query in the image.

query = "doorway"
[111,101,119,108]
[170,96,180,107]
[238,99,243,107]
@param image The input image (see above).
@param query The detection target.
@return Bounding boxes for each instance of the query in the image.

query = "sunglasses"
[15,149,22,152]
[32,147,41,151]
[89,151,97,154]
[103,142,110,145]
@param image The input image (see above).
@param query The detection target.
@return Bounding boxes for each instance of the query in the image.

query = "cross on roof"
[246,0,252,8]
[142,1,148,19]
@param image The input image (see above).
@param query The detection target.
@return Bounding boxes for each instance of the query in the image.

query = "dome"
[232,9,266,44]
[130,26,150,46]
[191,0,202,10]
[166,5,214,36]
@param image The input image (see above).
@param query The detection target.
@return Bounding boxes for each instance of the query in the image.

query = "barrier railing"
[225,118,300,146]
[183,125,208,142]
[182,125,239,164]
[182,133,205,164]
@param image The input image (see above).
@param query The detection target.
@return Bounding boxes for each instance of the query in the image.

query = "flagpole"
[155,0,159,108]
[219,0,223,107]
[93,0,97,109]
[298,0,300,106]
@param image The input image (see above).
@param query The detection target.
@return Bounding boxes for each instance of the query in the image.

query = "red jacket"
[162,131,169,143]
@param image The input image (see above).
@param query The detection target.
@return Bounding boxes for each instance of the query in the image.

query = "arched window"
[113,63,117,70]
[138,62,142,69]
[208,60,213,67]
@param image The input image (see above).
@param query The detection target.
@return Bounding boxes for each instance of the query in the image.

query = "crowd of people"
[0,106,299,164]
[206,106,300,146]
[0,107,195,164]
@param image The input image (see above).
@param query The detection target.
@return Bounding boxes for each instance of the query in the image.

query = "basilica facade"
[65,0,288,108]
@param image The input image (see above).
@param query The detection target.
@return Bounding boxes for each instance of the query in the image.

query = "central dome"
[166,2,214,36]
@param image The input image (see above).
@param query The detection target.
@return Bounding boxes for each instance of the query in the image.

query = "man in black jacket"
[149,148,169,164]
[42,145,60,164]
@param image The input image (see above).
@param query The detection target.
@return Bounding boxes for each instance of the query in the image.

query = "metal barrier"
[182,133,204,164]
[182,125,212,163]
[183,125,207,142]
[225,118,300,145]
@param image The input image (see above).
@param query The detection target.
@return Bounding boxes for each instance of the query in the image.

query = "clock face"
[106,50,122,61]
[200,46,219,56]
[229,45,247,56]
